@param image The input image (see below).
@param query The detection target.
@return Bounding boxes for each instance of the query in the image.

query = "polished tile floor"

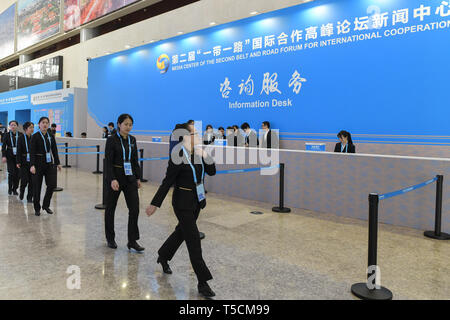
[0,167,448,300]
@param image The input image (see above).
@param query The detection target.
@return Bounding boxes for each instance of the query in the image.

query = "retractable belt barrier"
[351,174,448,301]
[57,144,103,175]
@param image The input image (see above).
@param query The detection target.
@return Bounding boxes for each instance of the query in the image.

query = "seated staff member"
[2,120,23,195]
[104,113,144,252]
[16,122,34,202]
[30,117,61,216]
[146,123,217,298]
[334,130,356,153]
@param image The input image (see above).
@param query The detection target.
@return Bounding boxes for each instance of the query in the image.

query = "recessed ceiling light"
[250,11,259,15]
[210,22,216,26]
[177,31,184,35]
[125,45,131,48]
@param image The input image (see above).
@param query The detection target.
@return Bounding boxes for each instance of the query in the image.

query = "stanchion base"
[140,179,148,183]
[424,231,450,240]
[62,165,71,168]
[199,232,205,240]
[272,206,291,213]
[54,187,63,192]
[92,171,103,175]
[351,283,393,300]
[95,204,106,210]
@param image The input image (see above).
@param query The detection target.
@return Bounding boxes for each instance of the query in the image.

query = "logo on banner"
[157,54,170,74]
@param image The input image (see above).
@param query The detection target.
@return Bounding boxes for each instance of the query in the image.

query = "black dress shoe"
[127,241,145,252]
[8,190,12,195]
[157,257,172,274]
[35,211,40,216]
[199,232,205,240]
[198,282,215,297]
[12,190,18,196]
[107,241,118,249]
[43,207,53,214]
[19,192,24,200]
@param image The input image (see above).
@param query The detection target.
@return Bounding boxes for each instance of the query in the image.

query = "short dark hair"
[9,120,18,126]
[51,123,57,128]
[233,125,239,130]
[108,122,114,127]
[240,122,250,130]
[81,132,87,136]
[173,123,191,143]
[218,127,224,131]
[262,121,270,128]
[23,121,33,131]
[206,124,213,130]
[38,117,49,124]
[187,120,194,125]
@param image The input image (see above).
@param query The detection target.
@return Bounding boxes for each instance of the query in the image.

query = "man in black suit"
[260,121,279,149]
[203,124,215,145]
[240,122,258,147]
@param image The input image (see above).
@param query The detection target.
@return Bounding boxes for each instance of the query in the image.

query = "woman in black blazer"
[30,117,61,216]
[146,123,217,297]
[2,120,23,195]
[334,130,356,153]
[16,121,34,201]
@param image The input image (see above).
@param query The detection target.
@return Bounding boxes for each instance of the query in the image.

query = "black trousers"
[19,163,33,199]
[158,205,213,283]
[6,157,19,192]
[32,164,57,211]
[104,175,140,243]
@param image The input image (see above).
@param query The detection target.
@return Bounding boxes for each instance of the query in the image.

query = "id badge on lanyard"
[183,147,206,202]
[124,162,133,176]
[26,153,30,162]
[196,183,206,202]
[11,132,17,155]
[118,133,133,176]
[25,136,30,162]
[40,131,52,163]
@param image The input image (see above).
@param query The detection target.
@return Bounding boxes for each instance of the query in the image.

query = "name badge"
[26,153,30,162]
[46,152,52,163]
[124,162,133,176]
[12,147,17,155]
[196,183,206,202]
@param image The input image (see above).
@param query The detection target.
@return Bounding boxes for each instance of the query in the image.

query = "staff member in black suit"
[334,130,356,153]
[260,121,279,149]
[146,123,217,298]
[16,121,34,202]
[203,124,215,145]
[104,114,144,252]
[30,117,61,216]
[241,122,258,147]
[2,120,23,195]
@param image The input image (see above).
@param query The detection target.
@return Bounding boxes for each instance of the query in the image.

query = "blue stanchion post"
[92,145,103,174]
[424,175,449,240]
[351,193,393,300]
[272,163,291,213]
[139,149,148,183]
[62,142,71,168]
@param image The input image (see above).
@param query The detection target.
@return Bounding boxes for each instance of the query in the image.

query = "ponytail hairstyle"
[116,113,134,131]
[337,130,353,145]
[23,121,33,131]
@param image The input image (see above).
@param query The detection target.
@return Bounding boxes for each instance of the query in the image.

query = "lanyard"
[117,132,131,162]
[341,143,348,153]
[10,131,18,148]
[182,146,204,185]
[24,135,30,153]
[39,131,51,153]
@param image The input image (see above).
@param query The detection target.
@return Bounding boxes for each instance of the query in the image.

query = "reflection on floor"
[0,168,448,300]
